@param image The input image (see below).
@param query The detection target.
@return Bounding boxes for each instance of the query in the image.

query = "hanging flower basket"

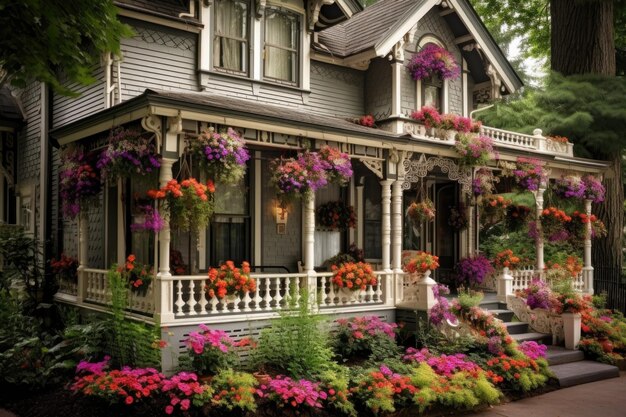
[97,127,161,182]
[472,168,495,200]
[59,147,101,219]
[188,127,250,184]
[130,204,165,233]
[455,254,494,288]
[502,157,547,192]
[317,145,353,186]
[581,175,605,203]
[407,199,435,224]
[270,152,328,204]
[505,204,531,231]
[448,204,468,231]
[481,195,511,225]
[50,254,79,282]
[316,201,356,231]
[566,211,607,246]
[454,133,495,167]
[552,175,586,200]
[147,178,215,234]
[406,44,460,81]
[539,207,572,242]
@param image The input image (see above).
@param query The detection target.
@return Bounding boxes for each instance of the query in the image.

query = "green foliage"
[104,270,161,368]
[210,369,258,413]
[0,0,133,95]
[457,288,485,309]
[319,369,357,417]
[251,290,336,379]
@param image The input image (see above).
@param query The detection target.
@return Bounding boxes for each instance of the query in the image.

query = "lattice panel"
[137,27,195,51]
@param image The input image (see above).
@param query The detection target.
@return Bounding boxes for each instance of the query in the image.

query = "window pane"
[214,0,248,71]
[213,178,248,215]
[211,217,249,265]
[264,9,298,82]
[424,85,441,111]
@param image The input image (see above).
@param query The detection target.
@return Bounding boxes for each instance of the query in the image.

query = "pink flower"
[165,405,174,414]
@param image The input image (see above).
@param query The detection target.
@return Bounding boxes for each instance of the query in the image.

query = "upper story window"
[213,0,249,73]
[422,76,442,112]
[264,8,299,83]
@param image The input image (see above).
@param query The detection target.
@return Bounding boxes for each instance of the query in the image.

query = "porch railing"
[509,267,585,293]
[58,269,393,322]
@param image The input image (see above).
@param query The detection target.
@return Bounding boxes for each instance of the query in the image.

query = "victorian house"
[0,0,608,370]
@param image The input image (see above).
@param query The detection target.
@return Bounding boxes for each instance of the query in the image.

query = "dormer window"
[423,76,442,112]
[264,8,299,83]
[213,0,249,73]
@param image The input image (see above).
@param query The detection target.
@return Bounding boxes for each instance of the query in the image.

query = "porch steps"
[477,294,620,388]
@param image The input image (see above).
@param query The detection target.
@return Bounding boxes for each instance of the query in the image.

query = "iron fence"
[594,266,626,314]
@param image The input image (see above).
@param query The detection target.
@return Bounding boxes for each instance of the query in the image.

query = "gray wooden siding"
[261,155,301,273]
[17,83,41,181]
[52,65,105,129]
[403,8,464,115]
[365,58,392,119]
[309,61,364,118]
[120,19,198,100]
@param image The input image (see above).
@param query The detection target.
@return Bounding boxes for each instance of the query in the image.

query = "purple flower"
[455,254,494,287]
[407,44,461,81]
[517,341,548,360]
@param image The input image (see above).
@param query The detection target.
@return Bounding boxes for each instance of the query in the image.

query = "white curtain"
[265,11,296,81]
[214,0,247,71]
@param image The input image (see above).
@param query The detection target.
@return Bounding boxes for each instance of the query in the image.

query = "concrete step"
[478,301,502,310]
[545,345,585,365]
[511,331,552,344]
[489,309,515,322]
[505,321,529,334]
[550,360,620,387]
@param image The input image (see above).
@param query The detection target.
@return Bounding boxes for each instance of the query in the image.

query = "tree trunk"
[591,152,623,273]
[551,0,616,75]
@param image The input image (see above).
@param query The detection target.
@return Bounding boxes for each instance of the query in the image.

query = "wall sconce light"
[274,201,288,234]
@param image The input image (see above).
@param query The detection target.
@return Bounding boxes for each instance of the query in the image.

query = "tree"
[471,0,626,276]
[0,0,132,96]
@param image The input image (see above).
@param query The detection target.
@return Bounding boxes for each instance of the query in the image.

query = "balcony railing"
[403,120,574,157]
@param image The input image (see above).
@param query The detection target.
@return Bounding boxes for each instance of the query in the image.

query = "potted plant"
[559,292,588,349]
[205,260,256,302]
[410,106,441,135]
[493,249,523,271]
[147,177,215,234]
[330,261,377,300]
[59,147,101,219]
[406,44,460,81]
[188,127,250,184]
[97,127,161,182]
[316,201,356,231]
[407,199,436,224]
[503,157,547,192]
[581,174,605,203]
[402,251,440,279]
[454,254,494,288]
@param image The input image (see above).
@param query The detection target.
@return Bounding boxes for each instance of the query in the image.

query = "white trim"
[198,3,212,71]
[374,0,440,57]
[117,9,203,33]
[447,0,516,92]
[462,58,468,116]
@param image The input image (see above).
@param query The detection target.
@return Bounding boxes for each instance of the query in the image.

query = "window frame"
[262,7,300,85]
[212,0,251,75]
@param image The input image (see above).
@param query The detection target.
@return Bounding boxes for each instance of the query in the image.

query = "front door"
[434,182,458,283]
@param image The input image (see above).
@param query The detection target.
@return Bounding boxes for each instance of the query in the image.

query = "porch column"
[76,212,89,303]
[155,157,176,323]
[583,199,594,294]
[391,179,403,272]
[380,180,393,271]
[303,194,317,308]
[535,183,547,275]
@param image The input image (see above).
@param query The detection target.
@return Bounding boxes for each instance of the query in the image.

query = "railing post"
[582,199,594,294]
[533,128,546,152]
[76,211,89,303]
[416,270,436,311]
[380,180,393,272]
[497,267,513,303]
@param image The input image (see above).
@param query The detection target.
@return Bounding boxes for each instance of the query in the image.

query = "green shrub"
[210,369,258,413]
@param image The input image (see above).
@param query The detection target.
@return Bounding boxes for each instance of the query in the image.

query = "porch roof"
[49,88,410,146]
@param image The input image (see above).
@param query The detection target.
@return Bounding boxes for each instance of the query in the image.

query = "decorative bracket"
[402,154,472,193]
[255,0,266,19]
[141,114,163,152]
[308,0,335,32]
[361,158,384,179]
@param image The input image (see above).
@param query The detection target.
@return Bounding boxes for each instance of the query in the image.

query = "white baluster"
[198,282,208,315]
[209,295,218,314]
[328,278,336,307]
[174,280,185,316]
[232,295,241,313]
[273,277,283,310]
[243,291,252,312]
[367,283,375,303]
[375,275,383,302]
[263,277,271,311]
[187,280,197,316]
